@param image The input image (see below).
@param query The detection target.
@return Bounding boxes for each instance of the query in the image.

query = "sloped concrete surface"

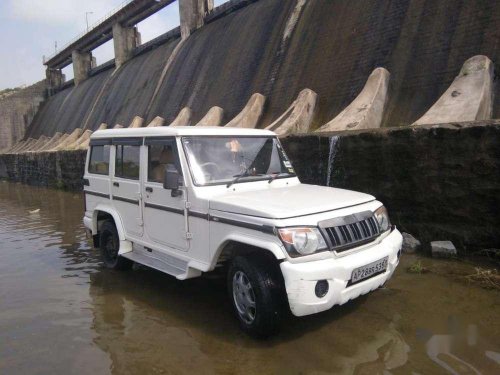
[146,116,165,127]
[170,107,192,127]
[413,55,494,125]
[225,93,266,128]
[316,68,390,132]
[195,106,224,126]
[266,88,317,135]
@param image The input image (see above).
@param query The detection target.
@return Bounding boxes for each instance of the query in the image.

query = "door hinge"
[185,232,193,240]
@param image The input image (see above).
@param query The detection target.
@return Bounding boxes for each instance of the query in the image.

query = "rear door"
[111,138,143,238]
[84,139,112,211]
[143,137,189,251]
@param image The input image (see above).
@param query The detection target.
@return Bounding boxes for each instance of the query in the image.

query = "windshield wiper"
[226,166,252,188]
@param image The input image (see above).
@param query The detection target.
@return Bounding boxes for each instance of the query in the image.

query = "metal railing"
[44,0,135,63]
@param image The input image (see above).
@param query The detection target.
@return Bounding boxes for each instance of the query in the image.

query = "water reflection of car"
[82,126,402,337]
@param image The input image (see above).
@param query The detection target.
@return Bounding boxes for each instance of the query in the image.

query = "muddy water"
[0,181,499,374]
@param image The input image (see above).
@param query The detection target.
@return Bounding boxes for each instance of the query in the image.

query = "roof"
[90,126,276,139]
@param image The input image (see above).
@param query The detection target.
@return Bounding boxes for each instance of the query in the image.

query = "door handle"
[145,187,153,193]
[113,182,119,187]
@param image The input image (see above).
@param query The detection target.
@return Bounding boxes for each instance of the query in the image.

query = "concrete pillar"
[72,50,93,85]
[45,68,65,95]
[113,23,140,68]
[179,0,214,39]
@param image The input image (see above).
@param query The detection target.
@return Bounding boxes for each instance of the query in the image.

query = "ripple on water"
[0,181,499,374]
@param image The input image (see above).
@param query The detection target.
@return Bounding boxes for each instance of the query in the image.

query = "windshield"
[182,136,296,186]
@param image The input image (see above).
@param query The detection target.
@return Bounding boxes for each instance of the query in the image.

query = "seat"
[152,148,174,183]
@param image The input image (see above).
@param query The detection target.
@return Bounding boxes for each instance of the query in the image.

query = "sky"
[0,0,228,90]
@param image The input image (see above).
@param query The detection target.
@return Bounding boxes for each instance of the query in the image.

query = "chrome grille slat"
[321,213,380,254]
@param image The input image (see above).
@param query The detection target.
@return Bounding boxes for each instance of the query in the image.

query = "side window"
[148,141,181,183]
[88,145,110,175]
[115,145,140,180]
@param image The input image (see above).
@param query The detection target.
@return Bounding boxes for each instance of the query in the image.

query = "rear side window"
[115,145,140,180]
[88,145,110,175]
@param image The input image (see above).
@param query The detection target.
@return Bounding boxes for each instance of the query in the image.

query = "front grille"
[319,212,380,253]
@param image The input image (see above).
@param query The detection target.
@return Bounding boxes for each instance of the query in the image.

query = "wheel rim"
[103,232,118,263]
[232,271,256,324]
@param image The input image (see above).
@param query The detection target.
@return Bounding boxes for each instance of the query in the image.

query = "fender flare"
[212,233,286,268]
[92,204,126,241]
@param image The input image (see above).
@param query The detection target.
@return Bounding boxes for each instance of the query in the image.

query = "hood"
[209,184,375,219]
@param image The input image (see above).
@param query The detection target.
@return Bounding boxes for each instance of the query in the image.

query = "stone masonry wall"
[0,81,46,150]
[0,150,86,191]
[282,121,500,253]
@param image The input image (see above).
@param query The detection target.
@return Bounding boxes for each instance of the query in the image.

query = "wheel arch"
[211,233,286,269]
[91,204,126,241]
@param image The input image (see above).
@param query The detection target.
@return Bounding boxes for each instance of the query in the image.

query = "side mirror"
[163,166,182,197]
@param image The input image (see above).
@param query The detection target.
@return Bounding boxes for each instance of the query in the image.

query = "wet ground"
[0,180,499,374]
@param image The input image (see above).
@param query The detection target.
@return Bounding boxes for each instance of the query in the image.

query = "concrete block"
[16,138,36,153]
[26,136,49,152]
[266,88,317,136]
[146,116,165,127]
[170,107,192,126]
[196,106,224,126]
[225,93,266,129]
[38,133,63,152]
[66,130,93,150]
[402,232,421,253]
[413,55,494,125]
[316,68,390,132]
[431,241,457,258]
[51,129,83,151]
[128,116,144,128]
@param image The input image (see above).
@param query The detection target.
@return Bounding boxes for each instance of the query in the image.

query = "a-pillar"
[45,67,65,95]
[113,23,140,68]
[179,0,214,39]
[72,50,94,85]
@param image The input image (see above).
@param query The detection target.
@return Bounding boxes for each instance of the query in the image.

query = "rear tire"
[227,255,284,338]
[99,220,133,270]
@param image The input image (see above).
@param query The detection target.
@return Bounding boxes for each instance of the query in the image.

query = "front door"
[143,137,189,252]
[111,139,143,238]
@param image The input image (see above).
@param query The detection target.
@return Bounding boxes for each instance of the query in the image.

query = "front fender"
[212,232,286,268]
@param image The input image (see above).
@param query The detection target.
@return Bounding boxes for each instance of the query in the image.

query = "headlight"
[374,206,391,232]
[277,227,328,257]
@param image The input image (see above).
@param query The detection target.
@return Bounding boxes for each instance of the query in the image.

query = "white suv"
[83,126,402,337]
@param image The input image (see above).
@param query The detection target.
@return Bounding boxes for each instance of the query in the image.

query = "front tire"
[228,255,284,338]
[99,221,133,270]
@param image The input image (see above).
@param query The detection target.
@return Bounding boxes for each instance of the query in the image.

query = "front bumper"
[280,228,403,317]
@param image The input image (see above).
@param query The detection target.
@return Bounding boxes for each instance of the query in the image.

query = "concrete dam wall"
[23,0,499,140]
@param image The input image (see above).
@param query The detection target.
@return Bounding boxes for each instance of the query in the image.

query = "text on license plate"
[350,257,388,284]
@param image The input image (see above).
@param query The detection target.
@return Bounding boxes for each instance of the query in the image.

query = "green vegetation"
[407,261,428,274]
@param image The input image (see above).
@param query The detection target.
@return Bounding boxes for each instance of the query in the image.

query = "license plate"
[350,257,388,284]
